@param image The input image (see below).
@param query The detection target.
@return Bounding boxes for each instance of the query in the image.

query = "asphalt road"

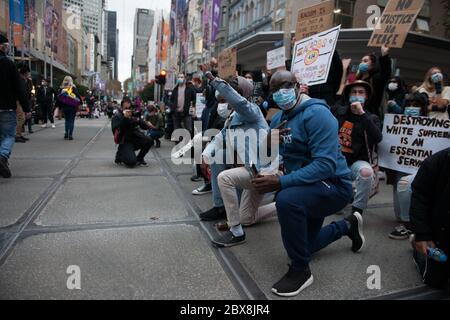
[0,117,447,300]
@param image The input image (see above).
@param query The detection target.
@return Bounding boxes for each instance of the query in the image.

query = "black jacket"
[309,51,343,107]
[357,54,392,117]
[333,103,383,166]
[112,111,150,144]
[170,82,197,116]
[0,51,30,112]
[410,148,450,246]
[36,85,56,106]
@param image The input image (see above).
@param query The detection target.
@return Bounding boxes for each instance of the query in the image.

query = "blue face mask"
[404,106,421,117]
[359,63,369,73]
[349,95,366,105]
[177,78,185,85]
[273,88,297,111]
[431,73,443,84]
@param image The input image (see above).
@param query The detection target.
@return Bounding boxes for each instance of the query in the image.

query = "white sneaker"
[51,124,56,129]
[41,124,47,128]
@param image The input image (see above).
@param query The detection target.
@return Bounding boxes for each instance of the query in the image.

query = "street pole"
[50,51,53,88]
[284,0,293,62]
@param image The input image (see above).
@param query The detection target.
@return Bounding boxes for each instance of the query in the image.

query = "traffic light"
[157,70,167,86]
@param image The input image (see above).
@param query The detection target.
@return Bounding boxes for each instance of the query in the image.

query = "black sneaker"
[64,134,68,140]
[199,207,226,221]
[192,183,212,195]
[346,212,365,253]
[0,156,12,178]
[190,174,202,182]
[15,137,26,143]
[136,159,148,166]
[212,231,246,248]
[155,139,161,148]
[389,224,412,240]
[68,136,74,141]
[271,265,314,297]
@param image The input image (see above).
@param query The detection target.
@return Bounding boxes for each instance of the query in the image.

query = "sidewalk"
[0,118,443,300]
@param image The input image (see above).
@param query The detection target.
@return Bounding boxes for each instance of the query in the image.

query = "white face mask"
[217,103,232,119]
[388,83,398,91]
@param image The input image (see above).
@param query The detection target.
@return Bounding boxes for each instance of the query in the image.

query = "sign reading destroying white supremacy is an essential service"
[378,114,450,175]
[291,25,340,86]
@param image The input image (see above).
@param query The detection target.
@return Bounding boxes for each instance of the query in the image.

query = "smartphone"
[250,162,259,177]
[274,120,288,130]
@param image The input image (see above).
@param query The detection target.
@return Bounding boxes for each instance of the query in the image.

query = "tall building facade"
[103,10,118,80]
[132,8,154,93]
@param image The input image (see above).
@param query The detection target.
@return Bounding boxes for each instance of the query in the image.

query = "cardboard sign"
[195,93,206,119]
[267,46,286,71]
[295,0,334,40]
[368,0,425,48]
[218,47,237,79]
[378,114,450,174]
[291,25,340,86]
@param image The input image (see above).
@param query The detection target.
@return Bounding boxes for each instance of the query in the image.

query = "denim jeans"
[351,160,374,211]
[396,174,415,223]
[275,177,353,271]
[0,111,17,159]
[63,106,76,136]
[147,130,163,140]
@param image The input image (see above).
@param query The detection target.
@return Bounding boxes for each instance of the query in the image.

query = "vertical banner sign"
[378,114,450,174]
[211,0,221,43]
[295,0,334,40]
[44,0,53,48]
[267,46,286,71]
[218,47,237,79]
[170,0,176,45]
[13,23,23,48]
[368,0,425,48]
[9,0,25,25]
[291,26,340,86]
[203,0,211,50]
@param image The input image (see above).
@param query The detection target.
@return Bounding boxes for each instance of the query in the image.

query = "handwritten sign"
[218,47,237,79]
[379,114,450,174]
[368,0,425,48]
[267,46,286,71]
[195,93,206,119]
[291,26,340,86]
[295,0,334,40]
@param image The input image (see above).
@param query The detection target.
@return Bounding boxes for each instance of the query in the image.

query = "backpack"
[111,114,124,145]
[57,87,80,108]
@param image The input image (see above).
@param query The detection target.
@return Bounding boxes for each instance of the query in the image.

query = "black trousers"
[116,135,153,167]
[41,103,54,124]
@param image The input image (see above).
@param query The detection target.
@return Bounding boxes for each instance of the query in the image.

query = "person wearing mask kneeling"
[333,81,383,216]
[253,71,365,297]
[112,97,154,167]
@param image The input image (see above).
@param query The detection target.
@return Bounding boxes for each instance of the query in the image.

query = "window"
[334,0,356,28]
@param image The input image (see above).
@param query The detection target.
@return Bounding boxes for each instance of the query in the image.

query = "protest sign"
[379,114,450,175]
[295,0,334,40]
[291,25,340,86]
[218,47,237,79]
[195,93,206,119]
[368,0,425,48]
[267,46,286,71]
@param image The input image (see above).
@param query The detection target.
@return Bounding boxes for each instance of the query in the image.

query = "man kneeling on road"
[252,70,365,297]
[112,97,154,167]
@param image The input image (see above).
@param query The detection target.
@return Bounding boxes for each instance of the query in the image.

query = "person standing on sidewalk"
[36,78,56,128]
[0,35,30,178]
[55,76,81,141]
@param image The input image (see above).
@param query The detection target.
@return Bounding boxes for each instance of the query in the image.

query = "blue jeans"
[147,130,163,139]
[0,111,17,159]
[63,106,76,136]
[275,177,353,271]
[351,161,374,211]
[396,174,415,223]
[210,163,227,208]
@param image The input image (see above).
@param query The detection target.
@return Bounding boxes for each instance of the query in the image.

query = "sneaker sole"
[271,275,314,297]
[388,234,409,240]
[353,212,365,253]
[212,239,246,248]
[192,190,212,195]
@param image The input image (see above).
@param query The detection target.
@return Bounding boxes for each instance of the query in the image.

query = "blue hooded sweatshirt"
[270,97,352,189]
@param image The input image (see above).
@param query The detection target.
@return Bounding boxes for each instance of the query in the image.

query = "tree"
[140,83,155,102]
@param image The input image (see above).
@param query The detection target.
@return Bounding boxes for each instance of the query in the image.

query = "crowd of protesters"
[140,43,449,296]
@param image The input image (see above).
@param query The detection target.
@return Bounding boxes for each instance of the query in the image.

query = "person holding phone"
[253,70,365,297]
